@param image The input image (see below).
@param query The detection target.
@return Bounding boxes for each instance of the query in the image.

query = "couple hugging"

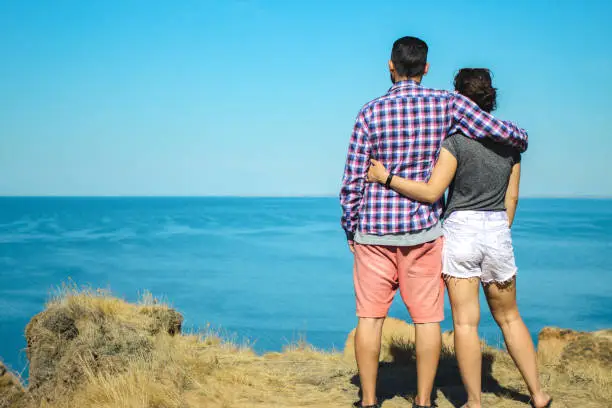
[339,36,552,408]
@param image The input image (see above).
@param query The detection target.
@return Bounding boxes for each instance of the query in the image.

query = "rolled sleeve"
[340,110,371,239]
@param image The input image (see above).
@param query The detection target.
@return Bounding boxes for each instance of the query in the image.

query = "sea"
[0,197,611,374]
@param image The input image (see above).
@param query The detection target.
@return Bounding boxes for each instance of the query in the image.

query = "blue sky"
[1,0,611,197]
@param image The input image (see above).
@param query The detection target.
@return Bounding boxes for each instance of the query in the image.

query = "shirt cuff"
[345,230,355,242]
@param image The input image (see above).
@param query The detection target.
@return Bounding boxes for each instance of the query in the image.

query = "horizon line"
[1,194,611,200]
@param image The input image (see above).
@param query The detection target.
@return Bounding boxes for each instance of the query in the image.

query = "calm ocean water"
[1,197,611,373]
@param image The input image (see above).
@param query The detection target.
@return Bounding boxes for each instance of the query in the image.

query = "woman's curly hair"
[454,68,497,113]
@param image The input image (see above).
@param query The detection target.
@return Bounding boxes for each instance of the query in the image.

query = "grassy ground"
[1,288,610,407]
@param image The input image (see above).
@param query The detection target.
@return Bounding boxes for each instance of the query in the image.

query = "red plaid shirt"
[340,80,528,240]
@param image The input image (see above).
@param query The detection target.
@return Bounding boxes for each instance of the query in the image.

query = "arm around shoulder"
[449,93,528,153]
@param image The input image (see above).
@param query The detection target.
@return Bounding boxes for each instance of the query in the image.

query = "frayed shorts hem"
[442,271,517,286]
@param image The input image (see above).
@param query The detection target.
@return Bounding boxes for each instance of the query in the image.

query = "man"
[339,36,528,408]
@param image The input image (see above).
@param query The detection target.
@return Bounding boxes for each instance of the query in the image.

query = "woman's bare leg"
[446,277,482,408]
[484,279,550,407]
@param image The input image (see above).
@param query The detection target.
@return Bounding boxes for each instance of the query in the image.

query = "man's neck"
[394,76,422,84]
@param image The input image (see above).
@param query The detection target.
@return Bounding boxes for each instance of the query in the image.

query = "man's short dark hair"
[391,36,428,78]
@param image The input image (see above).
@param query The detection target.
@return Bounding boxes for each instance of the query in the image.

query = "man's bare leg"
[355,317,385,406]
[414,322,441,406]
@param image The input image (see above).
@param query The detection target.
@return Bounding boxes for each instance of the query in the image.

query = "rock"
[538,327,612,370]
[538,327,581,342]
[343,317,416,363]
[0,360,25,408]
[343,317,456,364]
[25,305,80,394]
[561,331,612,367]
[24,294,183,403]
[139,306,183,335]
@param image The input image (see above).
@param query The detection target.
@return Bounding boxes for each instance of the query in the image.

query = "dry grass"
[1,288,610,408]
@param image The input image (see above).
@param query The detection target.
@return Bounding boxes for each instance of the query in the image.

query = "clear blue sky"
[1,0,611,197]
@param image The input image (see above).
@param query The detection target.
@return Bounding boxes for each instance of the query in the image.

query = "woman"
[366,69,552,408]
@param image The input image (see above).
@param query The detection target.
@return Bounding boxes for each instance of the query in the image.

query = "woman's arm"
[366,149,458,203]
[505,163,521,227]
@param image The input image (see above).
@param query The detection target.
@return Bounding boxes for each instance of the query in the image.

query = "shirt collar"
[389,79,421,92]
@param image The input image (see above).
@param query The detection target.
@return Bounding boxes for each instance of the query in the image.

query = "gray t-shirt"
[442,133,521,217]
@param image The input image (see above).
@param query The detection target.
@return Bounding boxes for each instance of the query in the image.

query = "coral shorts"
[353,237,444,323]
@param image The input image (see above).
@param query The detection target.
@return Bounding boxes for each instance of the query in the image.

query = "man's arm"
[340,110,371,249]
[450,93,528,153]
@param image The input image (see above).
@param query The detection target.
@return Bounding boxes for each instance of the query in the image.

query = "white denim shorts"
[442,210,517,284]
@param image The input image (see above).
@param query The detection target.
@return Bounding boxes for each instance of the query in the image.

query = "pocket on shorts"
[442,225,481,265]
[482,227,517,281]
[444,211,471,227]
[487,227,513,252]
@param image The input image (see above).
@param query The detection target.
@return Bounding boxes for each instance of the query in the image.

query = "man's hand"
[348,240,355,254]
[366,159,390,184]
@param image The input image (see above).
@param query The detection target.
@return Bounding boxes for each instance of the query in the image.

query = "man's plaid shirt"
[340,80,528,240]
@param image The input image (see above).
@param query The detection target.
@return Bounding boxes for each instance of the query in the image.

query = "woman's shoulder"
[445,132,472,142]
[443,132,472,149]
[442,133,468,158]
[444,133,520,161]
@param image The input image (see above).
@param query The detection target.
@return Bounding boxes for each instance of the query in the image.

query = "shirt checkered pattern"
[340,80,528,240]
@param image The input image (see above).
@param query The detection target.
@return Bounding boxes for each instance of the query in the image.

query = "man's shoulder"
[416,86,453,99]
[359,87,453,114]
[359,95,385,113]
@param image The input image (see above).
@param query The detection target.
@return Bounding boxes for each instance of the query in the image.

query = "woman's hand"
[366,159,390,184]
